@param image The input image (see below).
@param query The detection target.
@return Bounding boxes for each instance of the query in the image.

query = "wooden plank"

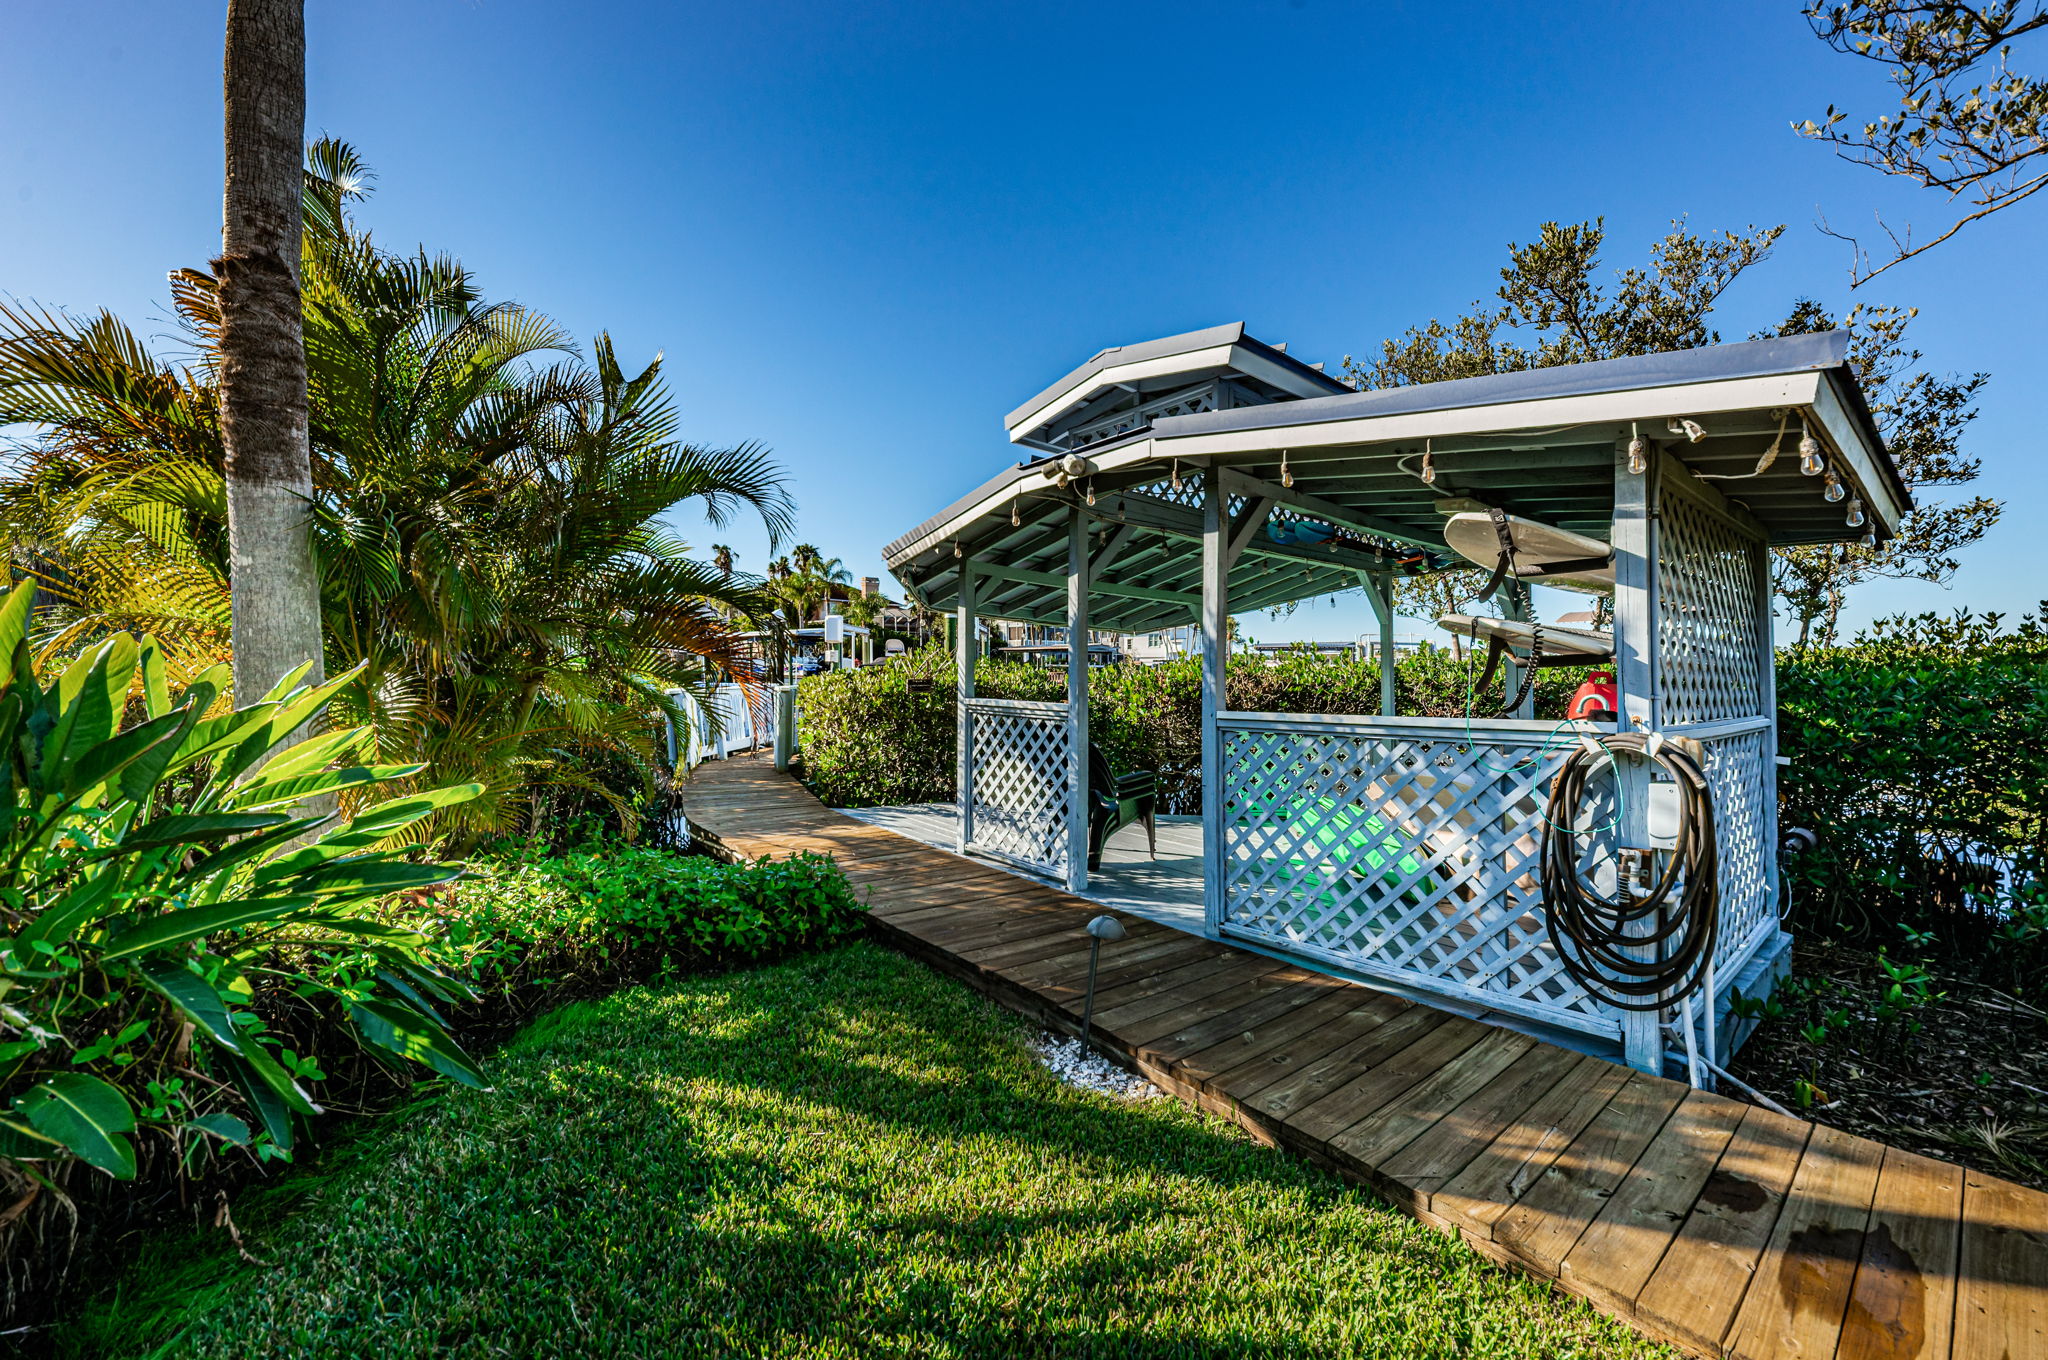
[958,921,1176,972]
[1231,1004,1452,1133]
[1170,987,1395,1093]
[1722,1124,1884,1360]
[1632,1104,1812,1356]
[1953,1169,2048,1360]
[1326,1030,1541,1176]
[1556,1087,1749,1314]
[1133,976,1352,1065]
[1036,944,1243,1013]
[1835,1146,1962,1360]
[1277,1015,1490,1155]
[1431,1056,1634,1236]
[1087,954,1284,1031]
[1376,1043,1585,1215]
[1490,1071,1689,1275]
[1006,934,1219,996]
[1115,967,1319,1047]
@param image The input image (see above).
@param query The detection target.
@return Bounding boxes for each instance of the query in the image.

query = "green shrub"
[0,582,486,1186]
[1776,603,2047,976]
[797,644,1587,811]
[434,847,868,1002]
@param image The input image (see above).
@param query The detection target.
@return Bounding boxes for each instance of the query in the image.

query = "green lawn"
[80,942,1668,1359]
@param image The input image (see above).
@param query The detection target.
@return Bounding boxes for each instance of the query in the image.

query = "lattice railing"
[1657,482,1765,727]
[964,697,1072,877]
[1215,715,1619,1037]
[1697,724,1777,976]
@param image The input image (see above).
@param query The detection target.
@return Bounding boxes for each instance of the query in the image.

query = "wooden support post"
[955,556,976,855]
[1065,508,1090,895]
[1200,475,1229,936]
[1612,435,1663,1074]
[1358,569,1397,717]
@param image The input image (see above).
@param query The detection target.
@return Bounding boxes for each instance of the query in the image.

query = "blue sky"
[6,1,2041,643]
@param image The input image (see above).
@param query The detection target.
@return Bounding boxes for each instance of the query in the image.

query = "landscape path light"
[1079,914,1127,1056]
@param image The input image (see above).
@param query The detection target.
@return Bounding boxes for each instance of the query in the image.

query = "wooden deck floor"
[681,756,2047,1360]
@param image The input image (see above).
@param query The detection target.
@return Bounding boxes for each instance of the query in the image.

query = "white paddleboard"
[1442,512,1614,595]
[1437,614,1614,659]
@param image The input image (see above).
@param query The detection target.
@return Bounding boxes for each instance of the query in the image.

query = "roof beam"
[969,560,1200,609]
[1214,467,1441,550]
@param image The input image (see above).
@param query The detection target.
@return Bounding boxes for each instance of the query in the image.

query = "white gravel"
[1029,1031,1165,1100]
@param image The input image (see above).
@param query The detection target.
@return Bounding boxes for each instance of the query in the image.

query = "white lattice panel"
[1700,728,1775,970]
[965,698,1072,876]
[1657,486,1765,727]
[1216,720,1616,1033]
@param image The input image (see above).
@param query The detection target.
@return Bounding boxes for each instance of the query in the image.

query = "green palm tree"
[0,140,791,844]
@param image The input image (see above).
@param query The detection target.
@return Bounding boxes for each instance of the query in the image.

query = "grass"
[77,942,1669,1359]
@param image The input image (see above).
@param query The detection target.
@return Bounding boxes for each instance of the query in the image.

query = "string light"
[1627,423,1648,476]
[1011,497,1021,528]
[1420,440,1436,485]
[1822,471,1846,504]
[1280,449,1294,489]
[1085,478,1096,506]
[1860,531,1876,549]
[1798,418,1824,476]
[952,541,963,559]
[1170,459,1181,493]
[1845,496,1865,528]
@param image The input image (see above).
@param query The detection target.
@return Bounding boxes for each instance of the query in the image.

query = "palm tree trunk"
[218,0,324,703]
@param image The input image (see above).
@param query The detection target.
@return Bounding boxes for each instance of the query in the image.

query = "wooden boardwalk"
[682,756,2047,1360]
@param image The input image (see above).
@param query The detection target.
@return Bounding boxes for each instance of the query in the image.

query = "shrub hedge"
[1774,606,2046,970]
[435,847,869,1017]
[797,643,1588,813]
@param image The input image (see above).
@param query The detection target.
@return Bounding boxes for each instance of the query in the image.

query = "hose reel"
[1540,732,1720,1011]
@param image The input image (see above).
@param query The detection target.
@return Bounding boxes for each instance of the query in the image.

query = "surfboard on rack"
[1442,511,1614,594]
[1437,614,1614,660]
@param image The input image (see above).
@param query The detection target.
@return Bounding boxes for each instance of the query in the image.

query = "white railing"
[963,697,1072,878]
[1213,712,1618,1037]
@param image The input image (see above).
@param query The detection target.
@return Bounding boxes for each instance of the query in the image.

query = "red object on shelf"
[1568,669,1618,720]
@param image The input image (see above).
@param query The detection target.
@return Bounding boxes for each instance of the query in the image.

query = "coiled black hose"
[1540,733,1719,1011]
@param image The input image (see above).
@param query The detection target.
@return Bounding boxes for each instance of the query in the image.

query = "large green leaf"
[183,814,333,885]
[257,783,484,882]
[0,582,34,689]
[136,635,173,721]
[66,709,189,802]
[134,956,243,1054]
[124,812,288,853]
[13,1073,136,1178]
[348,999,489,1088]
[229,724,374,789]
[101,894,322,959]
[279,859,461,902]
[38,635,138,792]
[14,863,120,948]
[220,762,423,813]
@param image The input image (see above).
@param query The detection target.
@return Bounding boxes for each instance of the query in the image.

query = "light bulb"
[1627,434,1648,476]
[1169,459,1181,493]
[1860,531,1876,549]
[1845,497,1865,528]
[1011,499,1021,527]
[1280,451,1294,489]
[1085,480,1096,506]
[1798,426,1823,476]
[1823,472,1845,504]
[952,541,963,559]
